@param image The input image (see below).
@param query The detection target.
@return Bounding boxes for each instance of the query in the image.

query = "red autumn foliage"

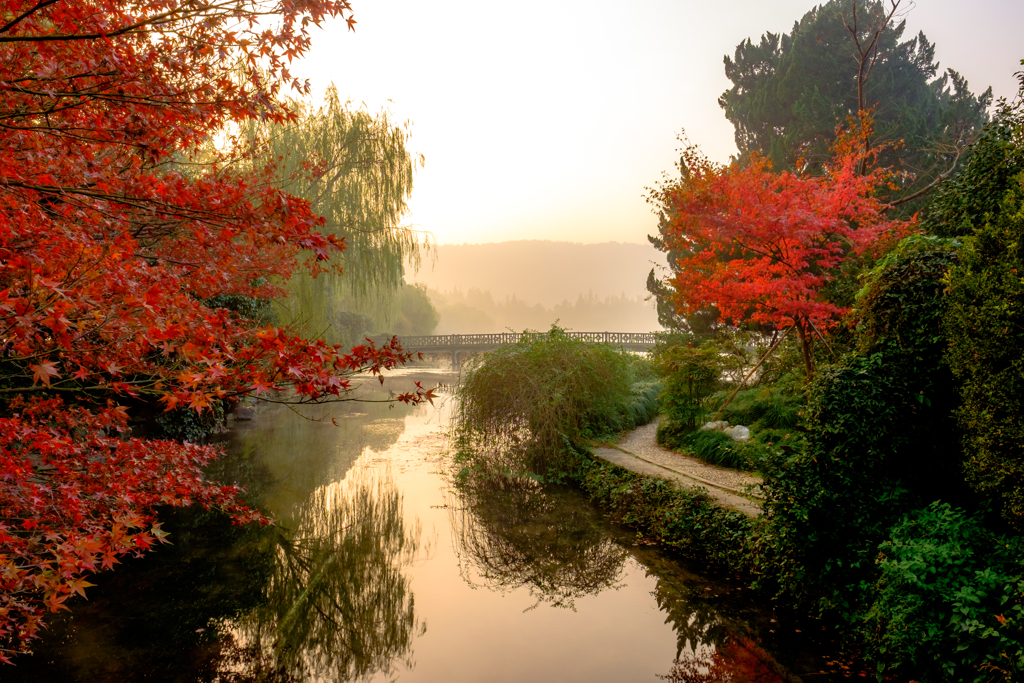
[0,0,431,659]
[651,123,915,376]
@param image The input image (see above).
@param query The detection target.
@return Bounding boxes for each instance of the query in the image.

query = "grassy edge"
[571,451,756,574]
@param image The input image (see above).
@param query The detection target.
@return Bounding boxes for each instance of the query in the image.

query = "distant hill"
[427,287,658,334]
[409,240,663,308]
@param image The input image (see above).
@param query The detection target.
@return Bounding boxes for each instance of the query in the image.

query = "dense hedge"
[944,170,1024,531]
[578,458,755,571]
[756,235,965,619]
[920,94,1024,240]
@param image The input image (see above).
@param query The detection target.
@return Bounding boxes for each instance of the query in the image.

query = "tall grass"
[451,326,655,478]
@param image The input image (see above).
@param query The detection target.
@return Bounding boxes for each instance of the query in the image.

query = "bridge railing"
[397,331,660,350]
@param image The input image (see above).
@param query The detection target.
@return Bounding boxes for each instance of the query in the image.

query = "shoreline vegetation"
[448,54,1024,682]
[451,268,1024,681]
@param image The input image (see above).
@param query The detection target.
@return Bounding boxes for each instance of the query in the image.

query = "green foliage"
[654,338,807,472]
[717,382,803,432]
[579,459,754,570]
[242,87,427,343]
[855,234,961,355]
[654,345,721,430]
[670,380,808,472]
[866,502,1024,682]
[921,79,1024,238]
[674,430,751,471]
[331,310,375,348]
[720,0,990,192]
[451,327,651,478]
[203,293,277,327]
[389,282,439,336]
[155,400,226,443]
[624,380,661,431]
[932,74,1024,530]
[756,234,965,619]
[944,175,1024,531]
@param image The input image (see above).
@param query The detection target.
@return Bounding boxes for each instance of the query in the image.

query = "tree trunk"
[711,325,794,421]
[796,318,815,381]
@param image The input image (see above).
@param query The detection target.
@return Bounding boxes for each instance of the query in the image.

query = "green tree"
[719,0,990,202]
[241,86,429,343]
[390,282,440,336]
[942,105,1024,530]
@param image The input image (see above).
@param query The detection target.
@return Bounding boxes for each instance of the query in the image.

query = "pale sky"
[295,0,1024,246]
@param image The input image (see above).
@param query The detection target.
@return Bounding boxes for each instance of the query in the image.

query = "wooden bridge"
[397,331,659,369]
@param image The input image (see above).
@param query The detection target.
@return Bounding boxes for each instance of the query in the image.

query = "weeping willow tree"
[241,85,429,345]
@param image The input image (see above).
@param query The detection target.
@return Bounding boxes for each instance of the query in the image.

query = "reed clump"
[451,326,656,479]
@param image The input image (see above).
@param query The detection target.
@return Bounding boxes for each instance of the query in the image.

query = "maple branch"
[805,316,837,360]
[133,253,201,268]
[729,236,802,277]
[0,0,62,34]
[883,147,965,208]
[4,180,248,228]
[0,2,258,42]
[711,325,794,421]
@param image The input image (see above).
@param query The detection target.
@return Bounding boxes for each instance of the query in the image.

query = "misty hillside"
[409,240,664,308]
[428,287,658,334]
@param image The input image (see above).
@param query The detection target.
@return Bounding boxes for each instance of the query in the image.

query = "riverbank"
[574,420,757,573]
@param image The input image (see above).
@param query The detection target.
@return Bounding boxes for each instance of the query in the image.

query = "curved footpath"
[592,422,764,517]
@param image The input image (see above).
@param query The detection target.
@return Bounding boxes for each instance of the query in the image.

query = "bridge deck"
[398,331,658,351]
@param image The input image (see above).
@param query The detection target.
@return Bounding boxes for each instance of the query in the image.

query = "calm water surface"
[10,369,843,682]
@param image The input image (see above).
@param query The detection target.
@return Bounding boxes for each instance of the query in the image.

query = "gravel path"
[591,421,764,518]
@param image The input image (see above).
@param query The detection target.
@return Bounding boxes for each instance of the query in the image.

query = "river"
[8,368,845,682]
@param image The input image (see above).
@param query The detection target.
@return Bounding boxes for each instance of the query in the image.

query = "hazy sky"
[296,0,1024,246]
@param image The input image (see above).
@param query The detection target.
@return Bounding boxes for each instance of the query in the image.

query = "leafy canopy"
[720,0,991,200]
[0,0,431,657]
[648,123,914,377]
[239,87,430,342]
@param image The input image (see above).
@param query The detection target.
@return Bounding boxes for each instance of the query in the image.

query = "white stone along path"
[591,421,764,517]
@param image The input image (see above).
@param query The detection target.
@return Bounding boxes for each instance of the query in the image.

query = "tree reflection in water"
[629,548,791,681]
[450,474,627,610]
[660,636,786,683]
[219,469,424,682]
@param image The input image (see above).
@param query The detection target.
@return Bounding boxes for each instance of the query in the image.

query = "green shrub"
[944,182,1024,531]
[203,292,277,326]
[451,326,650,478]
[155,399,226,443]
[866,502,1024,682]
[920,90,1024,240]
[679,430,748,469]
[625,379,661,428]
[654,345,721,431]
[712,377,806,438]
[656,379,806,473]
[756,235,965,619]
[579,457,754,570]
[332,310,375,348]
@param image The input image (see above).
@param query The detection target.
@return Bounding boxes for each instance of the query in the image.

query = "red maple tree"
[0,0,431,659]
[650,124,914,377]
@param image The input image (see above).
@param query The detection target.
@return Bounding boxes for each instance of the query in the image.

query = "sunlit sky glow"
[295,0,1024,246]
